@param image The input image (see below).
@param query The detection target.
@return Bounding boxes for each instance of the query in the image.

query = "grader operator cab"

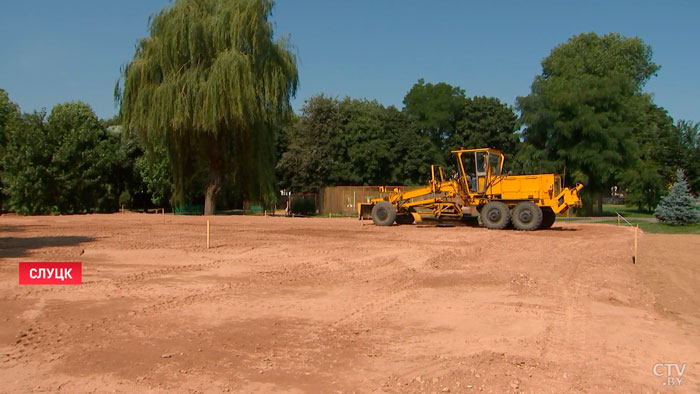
[358,148,583,230]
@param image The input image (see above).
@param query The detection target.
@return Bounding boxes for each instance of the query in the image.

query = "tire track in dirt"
[535,252,592,391]
[2,318,61,366]
[5,247,267,300]
[3,246,418,364]
[328,270,417,332]
[277,248,435,387]
[2,222,358,364]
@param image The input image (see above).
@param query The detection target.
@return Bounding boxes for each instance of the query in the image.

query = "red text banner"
[18,262,82,285]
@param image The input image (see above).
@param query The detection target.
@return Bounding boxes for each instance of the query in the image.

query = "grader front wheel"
[511,201,543,231]
[371,201,396,226]
[540,208,556,230]
[395,214,415,225]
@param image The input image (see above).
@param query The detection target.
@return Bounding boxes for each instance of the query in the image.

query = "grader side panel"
[489,174,582,214]
[493,175,557,200]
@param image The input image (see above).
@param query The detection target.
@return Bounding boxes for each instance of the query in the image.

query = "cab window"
[489,154,502,176]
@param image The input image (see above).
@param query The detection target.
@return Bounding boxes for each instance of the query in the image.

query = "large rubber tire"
[480,201,511,229]
[511,201,543,231]
[371,201,396,226]
[395,213,415,225]
[540,208,556,230]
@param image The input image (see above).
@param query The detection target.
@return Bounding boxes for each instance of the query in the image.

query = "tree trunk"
[582,197,593,216]
[204,138,222,216]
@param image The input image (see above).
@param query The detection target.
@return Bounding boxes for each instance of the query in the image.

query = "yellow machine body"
[358,148,583,230]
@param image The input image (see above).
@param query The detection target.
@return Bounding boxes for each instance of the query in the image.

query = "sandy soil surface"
[1,214,699,393]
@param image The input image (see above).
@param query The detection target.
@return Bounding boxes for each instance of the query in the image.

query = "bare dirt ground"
[1,214,699,393]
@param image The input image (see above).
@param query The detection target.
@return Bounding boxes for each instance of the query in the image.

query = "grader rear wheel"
[511,201,543,231]
[371,201,396,226]
[480,202,511,229]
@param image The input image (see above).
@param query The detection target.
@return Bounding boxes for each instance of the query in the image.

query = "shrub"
[290,195,316,216]
[118,190,133,209]
[654,169,700,225]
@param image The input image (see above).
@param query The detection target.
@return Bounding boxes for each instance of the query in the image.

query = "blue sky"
[1,1,699,123]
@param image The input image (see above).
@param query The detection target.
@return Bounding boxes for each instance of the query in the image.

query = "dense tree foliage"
[448,96,519,158]
[117,0,298,215]
[517,32,660,214]
[2,102,122,214]
[106,122,156,211]
[277,95,437,192]
[2,110,55,214]
[676,120,700,194]
[403,79,465,150]
[278,88,519,194]
[276,96,336,192]
[135,138,173,206]
[0,89,21,210]
[619,102,676,212]
[330,99,436,185]
[0,89,19,147]
[403,81,519,166]
[3,28,698,217]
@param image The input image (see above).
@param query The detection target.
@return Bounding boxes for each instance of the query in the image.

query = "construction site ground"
[1,214,698,393]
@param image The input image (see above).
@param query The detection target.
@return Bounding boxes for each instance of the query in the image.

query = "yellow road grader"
[358,148,583,230]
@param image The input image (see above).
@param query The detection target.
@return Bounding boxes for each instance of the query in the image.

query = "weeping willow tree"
[116,0,298,214]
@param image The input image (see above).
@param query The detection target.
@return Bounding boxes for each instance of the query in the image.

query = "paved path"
[559,216,658,224]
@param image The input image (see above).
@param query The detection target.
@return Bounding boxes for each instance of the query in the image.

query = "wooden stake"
[207,220,210,249]
[634,224,638,264]
[617,215,620,226]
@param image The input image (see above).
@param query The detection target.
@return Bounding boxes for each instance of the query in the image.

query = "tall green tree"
[676,120,700,194]
[0,89,21,211]
[517,32,660,214]
[276,95,337,192]
[104,124,158,211]
[117,0,298,215]
[402,81,518,167]
[620,102,676,212]
[135,137,174,207]
[447,96,518,162]
[276,95,437,192]
[2,111,54,214]
[0,89,19,148]
[2,102,118,214]
[403,79,465,152]
[329,99,395,185]
[329,99,436,186]
[101,114,175,211]
[381,105,437,185]
[48,102,119,212]
[623,119,700,212]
